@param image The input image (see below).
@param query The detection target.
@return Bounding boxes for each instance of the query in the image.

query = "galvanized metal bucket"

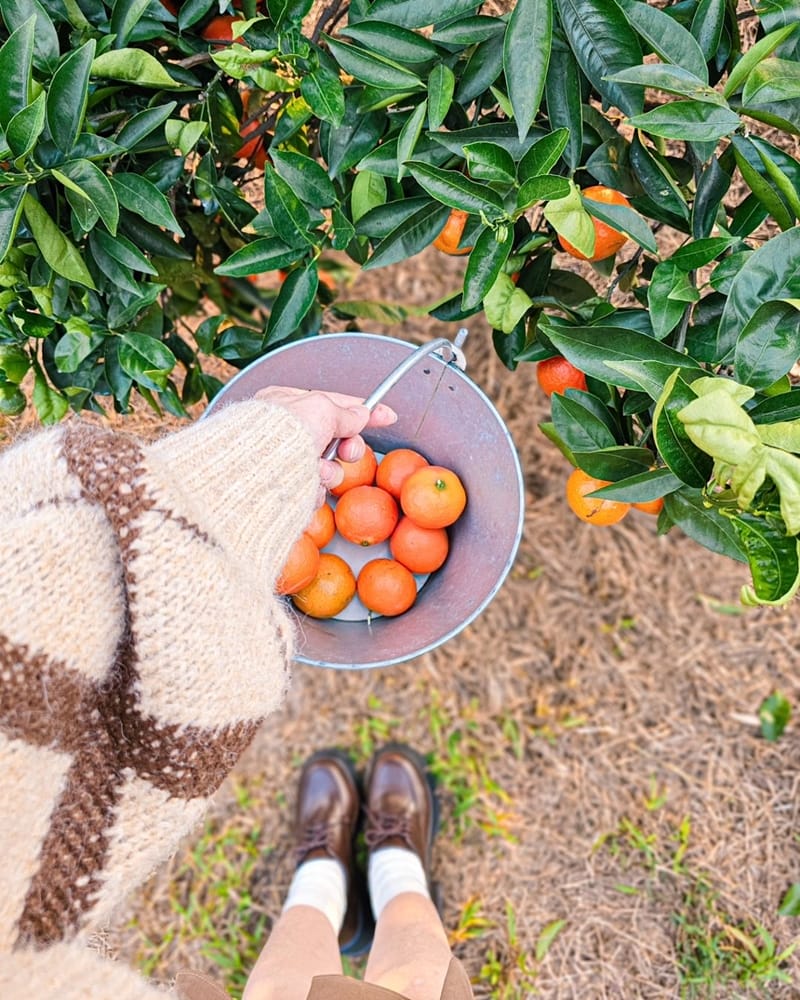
[206,332,525,670]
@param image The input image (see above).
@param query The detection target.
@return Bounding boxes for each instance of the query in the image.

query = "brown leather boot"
[363,744,438,885]
[293,749,373,955]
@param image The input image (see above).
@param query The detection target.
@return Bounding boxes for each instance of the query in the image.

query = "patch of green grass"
[424,693,519,844]
[595,810,798,997]
[467,899,566,999]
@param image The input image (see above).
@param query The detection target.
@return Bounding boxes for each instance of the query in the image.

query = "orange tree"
[1,0,800,604]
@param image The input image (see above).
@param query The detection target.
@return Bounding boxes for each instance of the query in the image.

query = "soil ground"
[22,244,791,999]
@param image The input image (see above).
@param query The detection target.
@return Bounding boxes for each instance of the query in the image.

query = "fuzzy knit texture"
[0,399,320,998]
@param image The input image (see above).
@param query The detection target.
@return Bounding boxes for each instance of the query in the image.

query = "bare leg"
[242,905,343,1000]
[364,893,453,1000]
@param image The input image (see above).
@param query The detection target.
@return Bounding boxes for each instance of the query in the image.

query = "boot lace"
[364,808,415,853]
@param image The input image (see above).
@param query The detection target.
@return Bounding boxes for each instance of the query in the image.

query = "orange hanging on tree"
[559,185,631,262]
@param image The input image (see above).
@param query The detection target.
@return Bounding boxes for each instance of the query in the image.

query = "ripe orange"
[565,468,630,525]
[305,502,335,548]
[357,559,417,617]
[335,485,398,546]
[292,553,356,618]
[433,209,472,256]
[390,516,449,574]
[376,448,429,500]
[559,185,631,262]
[400,466,467,529]
[329,445,378,497]
[202,14,237,46]
[276,532,320,595]
[536,356,588,396]
[236,117,268,168]
[158,0,178,14]
[633,497,665,515]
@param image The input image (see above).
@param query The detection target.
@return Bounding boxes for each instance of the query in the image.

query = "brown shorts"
[176,957,474,1000]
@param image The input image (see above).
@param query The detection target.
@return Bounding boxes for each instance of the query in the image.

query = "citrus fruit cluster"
[277,446,467,619]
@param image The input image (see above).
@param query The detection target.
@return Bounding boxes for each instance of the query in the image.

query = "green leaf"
[177,0,215,30]
[462,226,513,311]
[653,370,714,487]
[332,298,426,324]
[691,0,725,62]
[516,175,571,213]
[265,263,318,345]
[764,449,800,535]
[718,228,800,362]
[115,102,176,150]
[165,119,207,156]
[110,173,184,236]
[542,320,702,391]
[743,56,800,106]
[55,159,119,235]
[263,164,313,247]
[356,196,430,239]
[517,129,570,182]
[503,0,552,142]
[0,0,59,74]
[692,156,732,238]
[0,15,34,130]
[663,489,747,564]
[483,272,533,333]
[91,48,185,89]
[215,237,303,277]
[396,100,427,181]
[271,149,337,209]
[544,182,595,258]
[431,15,506,45]
[583,195,658,254]
[759,691,792,741]
[23,194,96,288]
[678,389,762,466]
[616,0,707,82]
[629,134,690,221]
[118,332,176,391]
[671,237,737,271]
[300,64,345,127]
[733,301,800,390]
[46,39,94,153]
[212,47,296,93]
[551,391,617,452]
[723,23,800,98]
[32,366,68,423]
[430,122,549,161]
[367,0,478,29]
[427,63,455,131]
[589,467,682,502]
[266,0,313,29]
[732,135,795,231]
[53,324,104,373]
[0,185,26,262]
[753,140,800,224]
[324,36,424,91]
[778,883,800,917]
[109,0,152,48]
[535,919,567,962]
[647,262,697,339]
[553,0,643,117]
[574,445,654,481]
[406,161,506,218]
[340,20,439,65]
[0,342,30,382]
[607,64,722,103]
[6,91,45,158]
[733,513,800,606]
[626,100,741,142]
[363,201,450,270]
[323,93,384,179]
[350,170,386,224]
[545,42,582,170]
[91,228,157,275]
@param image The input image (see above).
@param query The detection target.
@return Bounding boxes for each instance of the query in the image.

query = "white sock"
[282,858,347,935]
[368,847,430,921]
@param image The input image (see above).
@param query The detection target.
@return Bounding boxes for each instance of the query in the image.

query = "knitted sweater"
[0,400,320,998]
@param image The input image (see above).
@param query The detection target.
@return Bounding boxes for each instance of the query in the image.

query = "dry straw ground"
[27,244,790,999]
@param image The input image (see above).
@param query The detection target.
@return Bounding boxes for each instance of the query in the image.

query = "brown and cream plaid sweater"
[0,400,319,998]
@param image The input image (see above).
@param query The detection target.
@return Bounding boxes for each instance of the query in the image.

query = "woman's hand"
[255,386,397,499]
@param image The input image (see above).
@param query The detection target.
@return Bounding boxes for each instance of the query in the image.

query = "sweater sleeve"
[0,401,319,989]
